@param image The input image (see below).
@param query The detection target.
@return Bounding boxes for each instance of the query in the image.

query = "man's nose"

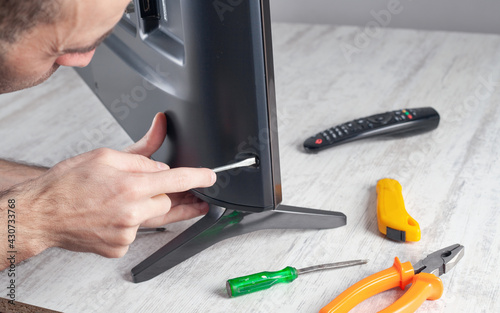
[55,49,96,68]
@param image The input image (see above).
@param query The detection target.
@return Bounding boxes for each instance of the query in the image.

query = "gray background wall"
[270,0,500,34]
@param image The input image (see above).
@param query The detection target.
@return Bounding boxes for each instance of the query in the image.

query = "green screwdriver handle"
[226,266,298,297]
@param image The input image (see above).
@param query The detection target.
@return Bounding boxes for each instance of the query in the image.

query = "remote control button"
[340,125,350,135]
[328,129,338,140]
[304,135,329,149]
[349,123,361,132]
[322,132,333,142]
[367,113,393,124]
[356,120,368,130]
[401,109,415,119]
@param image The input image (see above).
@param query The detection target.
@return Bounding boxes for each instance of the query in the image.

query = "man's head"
[0,0,131,94]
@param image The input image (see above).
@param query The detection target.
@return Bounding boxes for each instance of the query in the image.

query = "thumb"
[124,112,167,157]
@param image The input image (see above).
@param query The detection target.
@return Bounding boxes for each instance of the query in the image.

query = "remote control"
[303,107,440,152]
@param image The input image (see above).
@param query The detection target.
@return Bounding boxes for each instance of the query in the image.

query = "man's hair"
[0,0,60,44]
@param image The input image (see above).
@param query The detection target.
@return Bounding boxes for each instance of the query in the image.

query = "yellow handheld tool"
[376,178,420,242]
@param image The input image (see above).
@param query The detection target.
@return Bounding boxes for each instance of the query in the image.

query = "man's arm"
[0,159,47,190]
[0,184,48,270]
[0,113,215,271]
[0,148,215,271]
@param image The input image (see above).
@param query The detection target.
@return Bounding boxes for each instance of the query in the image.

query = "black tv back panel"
[76,0,345,283]
[78,0,279,212]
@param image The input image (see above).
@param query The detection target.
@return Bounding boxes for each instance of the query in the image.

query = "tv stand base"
[131,204,346,283]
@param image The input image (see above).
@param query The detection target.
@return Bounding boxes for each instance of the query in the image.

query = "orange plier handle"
[320,257,444,313]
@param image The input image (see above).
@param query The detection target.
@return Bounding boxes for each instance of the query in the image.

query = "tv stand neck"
[131,204,346,283]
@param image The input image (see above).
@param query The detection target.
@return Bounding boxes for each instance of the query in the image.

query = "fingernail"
[211,171,217,184]
[156,161,169,170]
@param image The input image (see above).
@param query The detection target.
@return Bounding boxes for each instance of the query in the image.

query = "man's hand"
[122,112,213,226]
[0,113,216,269]
[25,147,215,258]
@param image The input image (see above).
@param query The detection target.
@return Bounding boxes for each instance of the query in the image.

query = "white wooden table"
[1,23,499,312]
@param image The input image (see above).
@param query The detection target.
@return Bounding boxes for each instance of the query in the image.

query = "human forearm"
[0,113,215,269]
[0,183,49,271]
[0,159,48,190]
[0,160,49,270]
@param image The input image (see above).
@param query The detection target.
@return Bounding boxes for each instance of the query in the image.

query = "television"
[76,0,346,283]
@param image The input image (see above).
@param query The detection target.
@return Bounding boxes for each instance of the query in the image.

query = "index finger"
[144,167,216,196]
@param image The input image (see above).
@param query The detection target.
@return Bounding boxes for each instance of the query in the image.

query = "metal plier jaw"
[412,243,465,277]
[320,244,465,313]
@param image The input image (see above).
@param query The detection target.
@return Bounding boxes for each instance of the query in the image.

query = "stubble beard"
[0,61,60,94]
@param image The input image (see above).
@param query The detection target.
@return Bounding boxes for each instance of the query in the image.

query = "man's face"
[0,0,131,94]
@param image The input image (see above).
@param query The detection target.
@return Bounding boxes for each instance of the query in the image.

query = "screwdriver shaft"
[297,259,369,275]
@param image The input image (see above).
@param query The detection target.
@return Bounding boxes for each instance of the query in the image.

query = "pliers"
[320,244,464,313]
